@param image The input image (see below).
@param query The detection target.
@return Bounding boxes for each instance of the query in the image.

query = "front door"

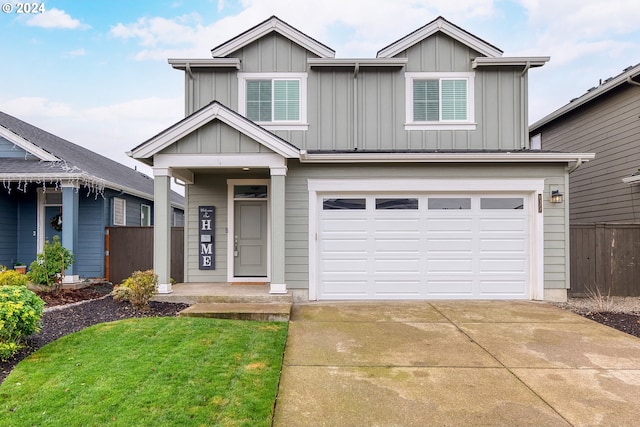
[234,200,268,277]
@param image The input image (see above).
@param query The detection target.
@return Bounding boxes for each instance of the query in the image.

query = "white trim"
[405,72,476,130]
[270,283,287,294]
[0,126,60,161]
[238,72,308,130]
[211,16,335,59]
[141,204,151,226]
[157,282,173,294]
[113,197,126,226]
[227,179,271,283]
[377,17,503,59]
[308,58,408,67]
[622,175,640,185]
[307,178,545,301]
[299,151,596,163]
[472,57,549,68]
[130,102,300,160]
[154,153,287,169]
[168,58,241,70]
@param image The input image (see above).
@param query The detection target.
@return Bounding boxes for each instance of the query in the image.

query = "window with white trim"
[141,204,151,226]
[113,197,126,226]
[405,72,475,130]
[238,73,308,130]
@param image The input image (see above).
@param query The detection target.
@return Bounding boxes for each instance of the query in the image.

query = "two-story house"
[129,16,593,301]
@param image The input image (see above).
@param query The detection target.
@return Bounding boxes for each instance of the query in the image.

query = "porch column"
[61,183,79,283]
[153,168,172,293]
[270,167,287,293]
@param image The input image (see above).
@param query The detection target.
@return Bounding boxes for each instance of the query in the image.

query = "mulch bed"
[0,283,189,385]
[581,312,640,338]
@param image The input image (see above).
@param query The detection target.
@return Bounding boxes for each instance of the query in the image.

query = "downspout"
[185,63,194,115]
[521,61,531,149]
[353,62,359,150]
[568,158,584,174]
[627,76,640,87]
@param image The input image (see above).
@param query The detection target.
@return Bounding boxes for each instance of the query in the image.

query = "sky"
[1,0,639,180]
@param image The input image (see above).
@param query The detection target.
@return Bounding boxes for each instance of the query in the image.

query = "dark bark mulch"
[1,286,188,385]
[580,312,640,338]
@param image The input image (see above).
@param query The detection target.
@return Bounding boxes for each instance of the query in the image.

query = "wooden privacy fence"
[570,223,640,296]
[105,227,184,285]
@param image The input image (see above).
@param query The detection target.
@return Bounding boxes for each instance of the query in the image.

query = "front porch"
[152,282,293,321]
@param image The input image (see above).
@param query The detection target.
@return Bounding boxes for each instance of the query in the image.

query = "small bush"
[0,285,45,361]
[0,269,28,287]
[111,270,158,310]
[28,235,74,289]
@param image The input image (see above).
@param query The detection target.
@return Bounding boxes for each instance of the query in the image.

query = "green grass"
[0,317,288,427]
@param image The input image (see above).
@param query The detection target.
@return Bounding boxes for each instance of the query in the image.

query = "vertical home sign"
[199,206,215,270]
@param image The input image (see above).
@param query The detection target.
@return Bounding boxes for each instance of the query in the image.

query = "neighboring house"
[130,16,593,301]
[529,63,640,223]
[0,111,185,282]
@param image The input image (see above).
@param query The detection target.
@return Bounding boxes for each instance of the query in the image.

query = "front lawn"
[0,317,287,427]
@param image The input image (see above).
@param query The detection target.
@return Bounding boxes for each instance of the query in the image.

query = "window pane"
[113,198,126,226]
[441,79,467,121]
[375,198,418,210]
[274,80,300,121]
[413,80,439,121]
[234,185,268,199]
[247,80,272,121]
[323,198,366,210]
[44,192,62,205]
[428,198,471,210]
[481,198,524,210]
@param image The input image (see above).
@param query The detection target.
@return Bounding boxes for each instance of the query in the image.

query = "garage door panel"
[322,259,368,272]
[480,218,526,232]
[374,281,421,295]
[322,280,369,296]
[480,238,526,252]
[374,238,421,252]
[426,218,473,232]
[480,280,527,295]
[480,259,526,272]
[427,280,474,296]
[427,238,473,252]
[322,218,368,232]
[427,259,473,273]
[374,259,421,273]
[323,239,369,252]
[374,217,420,232]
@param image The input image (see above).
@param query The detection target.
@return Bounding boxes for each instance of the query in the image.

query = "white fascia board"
[377,18,502,59]
[130,103,300,160]
[0,126,60,161]
[531,64,640,131]
[308,58,408,67]
[299,151,595,163]
[472,57,549,68]
[211,17,334,59]
[154,153,286,170]
[168,58,241,70]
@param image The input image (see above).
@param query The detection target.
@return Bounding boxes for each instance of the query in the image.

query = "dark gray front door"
[234,201,268,277]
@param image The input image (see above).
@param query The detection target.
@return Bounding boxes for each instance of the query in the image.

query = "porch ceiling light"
[550,190,563,204]
[242,167,250,171]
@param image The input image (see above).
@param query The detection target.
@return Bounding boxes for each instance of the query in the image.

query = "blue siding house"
[0,111,184,282]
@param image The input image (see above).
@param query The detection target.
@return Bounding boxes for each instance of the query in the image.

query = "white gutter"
[628,76,640,87]
[168,58,241,70]
[472,56,549,68]
[299,151,595,163]
[622,175,640,185]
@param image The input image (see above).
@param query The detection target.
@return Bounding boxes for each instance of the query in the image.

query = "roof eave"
[299,151,595,163]
[472,57,549,69]
[530,64,640,132]
[168,58,241,70]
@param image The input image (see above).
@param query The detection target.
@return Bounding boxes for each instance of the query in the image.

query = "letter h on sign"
[198,206,215,270]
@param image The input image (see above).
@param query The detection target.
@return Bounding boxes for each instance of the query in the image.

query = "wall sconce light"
[550,190,563,203]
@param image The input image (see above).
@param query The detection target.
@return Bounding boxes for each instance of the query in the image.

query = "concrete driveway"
[273,301,640,426]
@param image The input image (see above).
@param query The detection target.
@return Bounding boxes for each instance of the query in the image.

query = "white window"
[405,72,475,130]
[113,197,126,226]
[141,204,151,226]
[238,73,308,130]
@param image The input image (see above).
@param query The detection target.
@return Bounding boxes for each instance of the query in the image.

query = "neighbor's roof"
[0,110,184,207]
[530,62,640,132]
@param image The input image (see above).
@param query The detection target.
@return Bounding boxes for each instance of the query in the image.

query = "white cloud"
[65,48,87,57]
[26,8,90,30]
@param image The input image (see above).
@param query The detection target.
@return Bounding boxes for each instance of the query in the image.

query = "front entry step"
[178,302,292,322]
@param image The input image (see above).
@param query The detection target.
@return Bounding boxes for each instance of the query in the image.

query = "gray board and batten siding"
[183,31,528,152]
[536,82,640,223]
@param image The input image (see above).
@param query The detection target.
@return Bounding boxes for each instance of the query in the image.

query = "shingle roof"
[0,110,184,207]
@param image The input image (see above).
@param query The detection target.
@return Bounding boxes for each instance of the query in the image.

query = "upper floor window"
[113,197,126,226]
[405,72,475,131]
[238,73,308,130]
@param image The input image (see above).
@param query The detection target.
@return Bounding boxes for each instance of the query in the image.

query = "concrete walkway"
[273,301,640,426]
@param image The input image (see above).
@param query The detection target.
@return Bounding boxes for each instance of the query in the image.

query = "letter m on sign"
[198,206,215,270]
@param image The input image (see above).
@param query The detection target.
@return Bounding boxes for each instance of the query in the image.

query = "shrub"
[0,285,45,361]
[0,269,28,287]
[111,270,158,310]
[28,236,74,289]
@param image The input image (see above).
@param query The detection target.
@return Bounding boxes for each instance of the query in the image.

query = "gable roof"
[0,110,184,207]
[377,16,503,59]
[129,101,301,162]
[530,62,640,132]
[211,15,335,59]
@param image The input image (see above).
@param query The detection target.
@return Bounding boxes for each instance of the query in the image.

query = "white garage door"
[318,194,530,300]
